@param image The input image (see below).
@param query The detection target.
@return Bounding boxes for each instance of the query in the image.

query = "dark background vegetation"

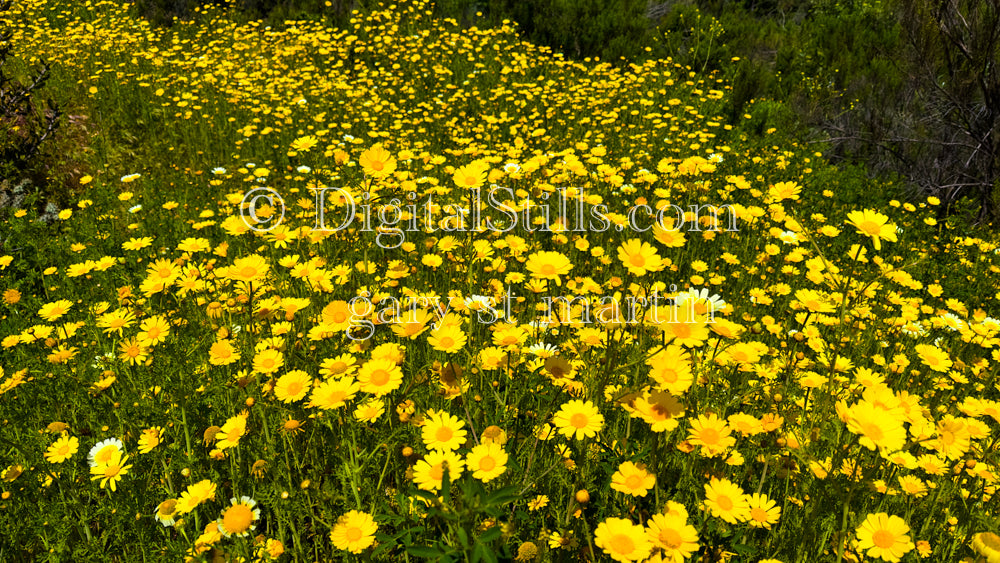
[4,0,1000,228]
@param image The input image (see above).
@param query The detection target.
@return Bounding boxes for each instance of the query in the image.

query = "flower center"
[435,427,454,443]
[862,423,884,441]
[661,528,683,549]
[479,457,497,472]
[872,529,896,549]
[370,369,390,386]
[609,534,635,555]
[858,221,881,236]
[223,504,253,534]
[570,413,589,429]
[699,428,720,445]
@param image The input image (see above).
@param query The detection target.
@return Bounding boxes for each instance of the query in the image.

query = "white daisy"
[88,437,125,468]
[526,342,558,358]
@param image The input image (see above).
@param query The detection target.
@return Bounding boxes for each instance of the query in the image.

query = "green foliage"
[0,0,61,189]
[392,479,519,561]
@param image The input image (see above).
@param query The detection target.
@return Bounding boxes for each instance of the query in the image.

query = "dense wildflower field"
[2,1,1000,561]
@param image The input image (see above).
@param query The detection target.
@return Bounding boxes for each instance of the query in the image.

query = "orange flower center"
[857,221,882,236]
[862,423,884,441]
[570,413,589,429]
[872,529,896,549]
[479,456,497,472]
[429,464,444,481]
[346,527,363,542]
[715,494,734,511]
[435,427,454,443]
[661,528,683,550]
[223,504,253,535]
[698,428,720,445]
[609,534,635,555]
[370,369,391,386]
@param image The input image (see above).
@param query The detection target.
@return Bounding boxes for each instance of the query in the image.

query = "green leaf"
[479,526,502,544]
[406,545,446,559]
[471,541,485,563]
[484,485,521,507]
[456,526,470,549]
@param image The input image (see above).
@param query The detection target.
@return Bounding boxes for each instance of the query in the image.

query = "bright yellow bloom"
[552,400,605,440]
[594,517,652,562]
[45,433,79,464]
[855,513,914,562]
[465,442,508,483]
[330,510,378,554]
[610,462,655,497]
[845,209,897,251]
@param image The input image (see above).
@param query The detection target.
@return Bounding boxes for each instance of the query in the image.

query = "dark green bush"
[0,0,61,190]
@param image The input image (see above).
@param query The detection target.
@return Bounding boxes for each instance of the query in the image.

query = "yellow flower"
[138,427,163,454]
[228,254,270,284]
[253,348,284,375]
[413,450,464,492]
[45,433,79,464]
[746,493,781,529]
[290,135,319,152]
[218,496,260,537]
[594,517,652,562]
[972,532,1000,563]
[552,400,604,440]
[645,513,699,561]
[273,370,312,403]
[176,480,217,514]
[90,451,132,492]
[357,358,403,397]
[703,477,750,524]
[617,238,664,276]
[309,377,360,410]
[845,209,897,251]
[216,411,250,450]
[330,510,378,554]
[421,410,468,451]
[452,160,489,189]
[855,513,914,562]
[687,413,736,457]
[427,324,467,354]
[847,401,906,452]
[465,442,508,483]
[525,251,573,286]
[610,461,655,497]
[359,145,397,178]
